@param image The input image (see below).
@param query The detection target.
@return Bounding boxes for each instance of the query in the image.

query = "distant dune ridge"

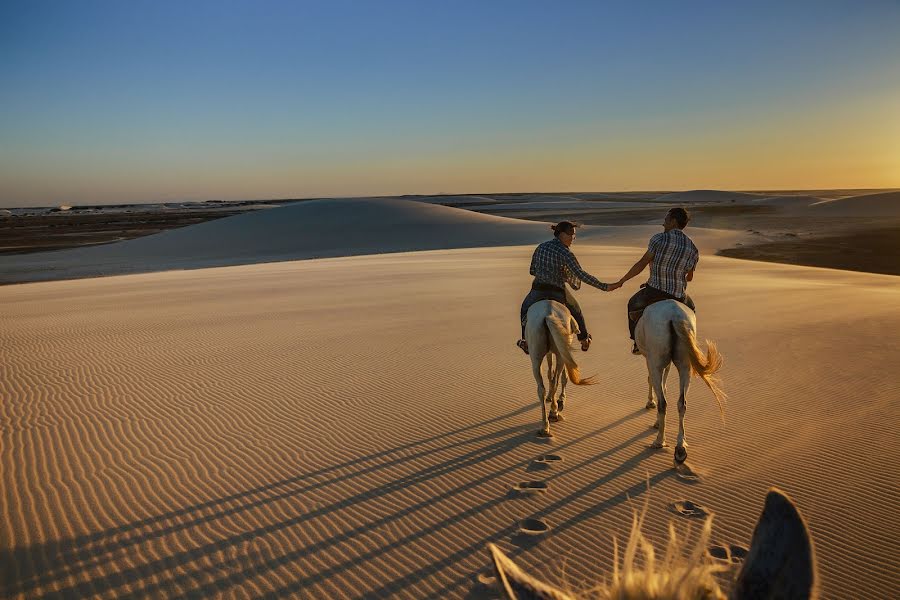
[653,190,766,204]
[807,190,900,216]
[750,195,821,208]
[406,194,501,205]
[1,188,898,285]
[655,189,900,215]
[0,196,754,285]
[0,198,551,283]
[114,197,548,257]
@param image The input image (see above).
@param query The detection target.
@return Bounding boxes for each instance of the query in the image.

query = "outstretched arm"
[564,252,610,291]
[617,250,653,286]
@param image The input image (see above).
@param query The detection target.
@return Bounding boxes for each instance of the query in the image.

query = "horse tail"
[673,319,726,417]
[546,315,597,386]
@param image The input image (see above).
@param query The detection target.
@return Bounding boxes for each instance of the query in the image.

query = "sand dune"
[501,194,591,204]
[807,190,900,216]
[2,241,898,599]
[653,190,765,203]
[475,200,661,212]
[0,198,548,284]
[407,195,501,205]
[0,198,749,285]
[750,194,822,208]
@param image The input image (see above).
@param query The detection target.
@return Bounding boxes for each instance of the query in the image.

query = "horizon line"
[4,186,900,211]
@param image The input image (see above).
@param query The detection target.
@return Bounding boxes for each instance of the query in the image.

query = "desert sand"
[2,197,899,599]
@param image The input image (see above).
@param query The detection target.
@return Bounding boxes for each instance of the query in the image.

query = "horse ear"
[488,544,574,600]
[731,488,818,600]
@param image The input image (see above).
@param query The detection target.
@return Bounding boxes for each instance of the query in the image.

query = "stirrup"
[631,341,641,355]
[516,339,529,355]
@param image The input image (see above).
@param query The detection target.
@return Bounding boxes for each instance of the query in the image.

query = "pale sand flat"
[2,244,899,598]
[807,190,900,216]
[655,190,767,203]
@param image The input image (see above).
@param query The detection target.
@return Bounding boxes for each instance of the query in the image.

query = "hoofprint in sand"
[2,245,899,598]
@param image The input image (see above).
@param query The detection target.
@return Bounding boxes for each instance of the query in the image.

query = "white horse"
[525,300,596,438]
[635,300,725,463]
[489,487,818,600]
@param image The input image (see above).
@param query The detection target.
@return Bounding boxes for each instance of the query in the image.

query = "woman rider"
[517,221,620,354]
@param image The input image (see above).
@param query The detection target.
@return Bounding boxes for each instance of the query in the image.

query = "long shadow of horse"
[1,404,529,598]
[2,407,651,599]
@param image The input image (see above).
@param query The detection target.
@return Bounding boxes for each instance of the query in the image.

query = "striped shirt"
[646,229,699,298]
[529,238,609,291]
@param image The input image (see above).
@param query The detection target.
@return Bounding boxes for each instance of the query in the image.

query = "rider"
[614,207,699,355]
[517,221,619,355]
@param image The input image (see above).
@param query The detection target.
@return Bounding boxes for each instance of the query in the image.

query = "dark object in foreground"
[489,488,817,599]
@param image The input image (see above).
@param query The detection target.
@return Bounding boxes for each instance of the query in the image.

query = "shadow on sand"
[3,406,664,599]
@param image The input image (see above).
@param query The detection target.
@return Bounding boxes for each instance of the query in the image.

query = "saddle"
[629,284,691,322]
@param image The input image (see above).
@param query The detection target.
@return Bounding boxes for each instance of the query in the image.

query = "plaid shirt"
[530,238,609,291]
[646,229,699,298]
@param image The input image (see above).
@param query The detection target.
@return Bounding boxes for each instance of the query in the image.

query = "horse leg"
[544,354,554,402]
[548,356,564,422]
[675,362,691,451]
[533,356,551,437]
[645,374,656,409]
[650,364,671,423]
[649,361,668,448]
[557,368,568,413]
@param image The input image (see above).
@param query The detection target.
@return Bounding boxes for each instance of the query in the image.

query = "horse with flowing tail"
[635,299,725,463]
[525,300,596,438]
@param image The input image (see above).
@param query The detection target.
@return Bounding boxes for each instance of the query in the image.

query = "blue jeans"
[520,288,588,341]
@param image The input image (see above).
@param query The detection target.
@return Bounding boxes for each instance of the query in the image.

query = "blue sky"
[1,0,899,206]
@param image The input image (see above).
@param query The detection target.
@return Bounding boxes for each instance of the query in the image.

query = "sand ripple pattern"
[2,248,899,599]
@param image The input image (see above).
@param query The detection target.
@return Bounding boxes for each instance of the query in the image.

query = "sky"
[1,0,899,207]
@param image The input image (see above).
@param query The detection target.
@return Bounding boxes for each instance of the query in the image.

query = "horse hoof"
[557,400,565,411]
[674,446,688,464]
[651,440,668,449]
[548,413,564,423]
[645,400,657,410]
[536,429,553,439]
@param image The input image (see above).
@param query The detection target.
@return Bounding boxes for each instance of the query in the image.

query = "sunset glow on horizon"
[2,0,899,207]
